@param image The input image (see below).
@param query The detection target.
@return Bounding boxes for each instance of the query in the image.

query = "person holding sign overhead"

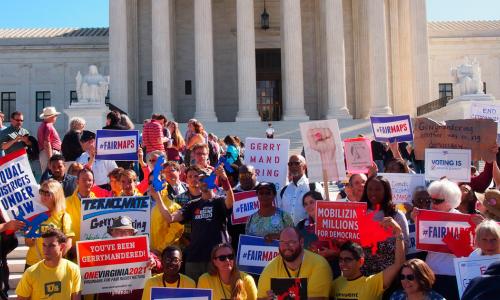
[198,243,257,300]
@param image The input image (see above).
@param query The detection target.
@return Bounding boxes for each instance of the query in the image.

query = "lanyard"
[162,274,181,288]
[283,258,302,278]
[218,275,230,300]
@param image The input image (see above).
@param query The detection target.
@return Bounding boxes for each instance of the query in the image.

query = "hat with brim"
[107,216,138,235]
[39,106,61,119]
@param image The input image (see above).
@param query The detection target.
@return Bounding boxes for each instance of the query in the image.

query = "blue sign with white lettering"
[237,234,280,275]
[370,115,413,142]
[151,287,212,299]
[95,130,139,161]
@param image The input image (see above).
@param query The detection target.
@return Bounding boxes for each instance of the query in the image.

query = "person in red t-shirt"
[37,107,62,172]
[142,114,168,154]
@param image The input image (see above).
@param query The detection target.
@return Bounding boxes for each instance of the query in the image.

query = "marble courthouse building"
[1,0,499,133]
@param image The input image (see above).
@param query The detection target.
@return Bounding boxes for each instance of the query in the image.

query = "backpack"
[26,135,40,161]
[280,182,318,199]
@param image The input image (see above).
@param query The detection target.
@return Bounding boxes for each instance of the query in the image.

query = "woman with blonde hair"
[166,121,185,162]
[24,179,74,269]
[197,243,257,300]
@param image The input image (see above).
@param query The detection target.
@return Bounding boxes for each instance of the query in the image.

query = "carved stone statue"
[451,57,484,96]
[75,65,110,105]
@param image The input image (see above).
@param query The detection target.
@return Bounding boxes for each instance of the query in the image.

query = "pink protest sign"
[343,137,373,174]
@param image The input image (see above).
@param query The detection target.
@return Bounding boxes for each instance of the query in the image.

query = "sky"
[0,0,499,29]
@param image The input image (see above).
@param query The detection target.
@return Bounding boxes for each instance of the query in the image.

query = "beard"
[279,247,302,262]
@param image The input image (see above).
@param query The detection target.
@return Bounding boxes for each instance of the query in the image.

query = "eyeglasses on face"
[430,197,445,205]
[214,254,234,262]
[399,274,415,281]
[13,119,23,122]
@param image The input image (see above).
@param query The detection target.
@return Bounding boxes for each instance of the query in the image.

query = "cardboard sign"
[416,209,473,253]
[271,278,307,299]
[413,118,497,161]
[96,129,139,161]
[80,196,151,240]
[424,149,471,182]
[344,137,373,174]
[315,201,367,243]
[454,254,500,298]
[244,138,289,191]
[379,173,425,204]
[151,288,212,300]
[370,115,413,142]
[237,234,279,275]
[77,236,150,295]
[299,120,346,182]
[0,149,49,236]
[231,191,259,225]
[469,102,500,132]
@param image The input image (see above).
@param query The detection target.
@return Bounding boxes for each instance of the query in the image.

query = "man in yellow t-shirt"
[65,168,96,242]
[150,188,184,253]
[257,227,332,299]
[16,228,81,300]
[330,217,405,300]
[142,246,195,300]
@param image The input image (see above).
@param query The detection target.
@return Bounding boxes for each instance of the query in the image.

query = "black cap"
[255,182,277,194]
[80,130,96,143]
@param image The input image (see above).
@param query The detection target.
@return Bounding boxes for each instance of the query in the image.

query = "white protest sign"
[378,173,425,204]
[299,119,346,182]
[244,138,289,191]
[469,102,500,132]
[424,148,471,182]
[454,254,500,298]
[80,196,151,240]
[344,137,373,174]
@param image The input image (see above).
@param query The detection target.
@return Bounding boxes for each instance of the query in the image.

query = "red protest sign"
[315,201,367,243]
[416,209,474,254]
[232,191,259,225]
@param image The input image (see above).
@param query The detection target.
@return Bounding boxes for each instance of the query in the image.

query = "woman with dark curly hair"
[390,259,445,300]
[360,176,410,275]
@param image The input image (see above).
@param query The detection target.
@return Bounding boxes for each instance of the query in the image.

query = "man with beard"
[257,227,332,299]
[41,154,77,197]
[277,155,324,225]
[141,246,195,300]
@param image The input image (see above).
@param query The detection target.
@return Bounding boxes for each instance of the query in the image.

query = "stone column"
[152,0,173,119]
[410,0,431,107]
[109,0,130,114]
[324,0,351,119]
[366,0,392,115]
[194,0,218,122]
[397,0,415,115]
[235,0,260,121]
[281,0,309,120]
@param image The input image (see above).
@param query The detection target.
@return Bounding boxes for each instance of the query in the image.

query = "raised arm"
[381,217,405,290]
[149,186,183,223]
[216,164,234,209]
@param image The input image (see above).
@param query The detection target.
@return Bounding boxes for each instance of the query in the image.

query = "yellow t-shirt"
[330,271,384,300]
[65,190,95,241]
[16,259,81,299]
[141,273,196,300]
[25,211,75,266]
[198,272,257,300]
[150,190,184,252]
[257,250,332,298]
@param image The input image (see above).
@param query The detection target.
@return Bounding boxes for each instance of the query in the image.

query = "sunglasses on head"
[399,274,415,281]
[214,254,234,262]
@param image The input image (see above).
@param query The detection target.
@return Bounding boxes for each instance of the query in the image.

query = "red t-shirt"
[142,120,165,153]
[37,121,61,151]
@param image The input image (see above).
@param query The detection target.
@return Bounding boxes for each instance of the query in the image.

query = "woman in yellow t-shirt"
[120,169,143,196]
[198,243,257,300]
[25,179,74,268]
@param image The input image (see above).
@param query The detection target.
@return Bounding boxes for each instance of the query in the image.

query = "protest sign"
[299,120,346,183]
[244,137,289,191]
[315,201,367,243]
[151,287,212,300]
[232,191,259,225]
[413,118,497,161]
[0,149,48,236]
[344,137,373,174]
[80,196,151,240]
[96,129,139,161]
[453,254,500,298]
[379,173,425,204]
[424,148,471,182]
[237,234,279,275]
[271,278,307,299]
[77,235,150,295]
[416,209,473,253]
[407,223,422,255]
[469,102,500,132]
[370,115,413,142]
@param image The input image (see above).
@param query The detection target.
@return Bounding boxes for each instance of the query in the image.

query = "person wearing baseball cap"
[37,106,62,172]
[107,216,138,237]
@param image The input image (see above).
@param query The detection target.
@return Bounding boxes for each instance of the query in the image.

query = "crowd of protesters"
[0,108,499,300]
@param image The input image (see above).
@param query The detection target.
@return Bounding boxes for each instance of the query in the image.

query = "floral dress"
[245,208,294,237]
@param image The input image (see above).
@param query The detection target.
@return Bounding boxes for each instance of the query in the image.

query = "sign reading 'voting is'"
[424,148,471,182]
[96,130,139,161]
[370,115,413,142]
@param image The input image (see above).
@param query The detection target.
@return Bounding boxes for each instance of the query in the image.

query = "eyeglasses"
[279,240,299,246]
[399,274,415,281]
[164,257,181,264]
[430,198,445,205]
[13,119,23,122]
[288,161,301,166]
[214,254,234,262]
[39,189,51,196]
[338,257,356,263]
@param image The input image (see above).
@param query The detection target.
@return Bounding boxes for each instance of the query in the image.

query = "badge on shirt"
[45,281,62,296]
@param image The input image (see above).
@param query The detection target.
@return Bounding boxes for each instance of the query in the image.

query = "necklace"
[162,274,180,288]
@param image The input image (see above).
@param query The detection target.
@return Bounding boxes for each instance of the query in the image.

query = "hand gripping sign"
[231,191,259,225]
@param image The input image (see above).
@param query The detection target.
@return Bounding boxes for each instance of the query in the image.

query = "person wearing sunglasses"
[198,243,257,300]
[0,111,31,155]
[389,259,445,300]
[25,179,74,269]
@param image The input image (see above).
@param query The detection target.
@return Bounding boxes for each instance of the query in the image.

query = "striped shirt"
[142,119,165,153]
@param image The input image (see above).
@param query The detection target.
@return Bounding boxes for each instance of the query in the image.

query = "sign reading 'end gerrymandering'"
[315,201,367,243]
[96,130,139,161]
[77,235,150,295]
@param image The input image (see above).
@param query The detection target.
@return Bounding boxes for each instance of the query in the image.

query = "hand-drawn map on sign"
[413,118,497,161]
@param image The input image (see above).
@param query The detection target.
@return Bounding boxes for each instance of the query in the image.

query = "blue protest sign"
[151,287,212,299]
[95,129,139,161]
[237,234,279,275]
[370,115,413,142]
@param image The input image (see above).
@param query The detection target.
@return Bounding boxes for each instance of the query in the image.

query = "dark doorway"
[256,49,282,121]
